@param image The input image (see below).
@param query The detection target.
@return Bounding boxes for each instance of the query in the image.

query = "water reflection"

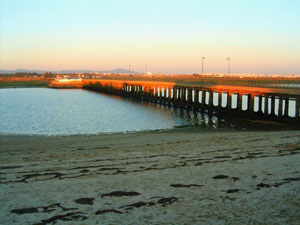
[0,88,294,135]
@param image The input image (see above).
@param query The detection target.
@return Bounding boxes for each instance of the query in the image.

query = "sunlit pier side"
[49,76,300,125]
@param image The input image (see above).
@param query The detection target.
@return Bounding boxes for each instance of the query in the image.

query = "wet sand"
[1,129,300,224]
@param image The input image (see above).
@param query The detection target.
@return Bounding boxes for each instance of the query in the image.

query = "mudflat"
[1,129,300,224]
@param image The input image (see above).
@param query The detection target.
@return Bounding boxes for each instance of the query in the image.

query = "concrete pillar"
[284,97,289,117]
[134,85,137,98]
[136,85,140,98]
[227,93,232,109]
[173,88,177,104]
[248,94,254,112]
[181,88,185,102]
[194,90,199,104]
[201,90,206,104]
[187,89,193,103]
[296,97,300,119]
[140,86,143,95]
[270,95,275,116]
[148,86,152,98]
[218,92,222,108]
[141,86,144,98]
[172,88,176,100]
[278,97,283,117]
[257,95,262,113]
[264,95,269,115]
[208,91,213,107]
[152,86,155,97]
[143,86,147,97]
[237,93,243,111]
[165,87,168,99]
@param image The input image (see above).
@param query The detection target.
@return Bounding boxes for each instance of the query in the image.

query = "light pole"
[202,57,205,85]
[128,64,131,75]
[145,65,148,75]
[227,58,230,74]
[202,57,205,75]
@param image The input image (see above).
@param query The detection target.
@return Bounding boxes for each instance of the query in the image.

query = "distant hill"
[0,68,140,74]
[110,68,138,74]
[0,69,46,74]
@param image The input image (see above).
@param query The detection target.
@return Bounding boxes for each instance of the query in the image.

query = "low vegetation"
[0,81,49,88]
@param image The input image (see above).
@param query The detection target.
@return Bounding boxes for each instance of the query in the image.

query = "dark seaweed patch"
[121,201,155,210]
[213,175,229,179]
[74,198,94,205]
[33,212,87,225]
[226,189,240,193]
[95,209,122,215]
[170,184,203,188]
[101,191,140,198]
[231,177,240,182]
[11,203,77,215]
[157,197,178,207]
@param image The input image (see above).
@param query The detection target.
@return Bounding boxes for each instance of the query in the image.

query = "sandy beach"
[1,129,300,224]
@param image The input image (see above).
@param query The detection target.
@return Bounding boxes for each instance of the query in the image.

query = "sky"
[0,0,300,74]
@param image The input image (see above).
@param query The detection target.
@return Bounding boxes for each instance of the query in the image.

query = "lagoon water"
[0,88,289,135]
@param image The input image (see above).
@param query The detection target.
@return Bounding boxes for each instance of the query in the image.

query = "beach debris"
[226,189,240,193]
[213,156,232,159]
[256,183,270,189]
[256,177,300,190]
[231,177,240,182]
[0,165,23,170]
[157,197,178,207]
[121,201,155,210]
[213,175,229,179]
[11,207,39,214]
[101,191,140,198]
[283,177,300,182]
[170,184,203,188]
[17,172,65,183]
[121,197,178,210]
[95,209,122,215]
[245,139,264,143]
[74,198,94,205]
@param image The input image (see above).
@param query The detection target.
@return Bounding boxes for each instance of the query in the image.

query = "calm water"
[0,88,288,135]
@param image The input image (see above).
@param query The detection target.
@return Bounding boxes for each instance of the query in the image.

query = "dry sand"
[1,129,300,224]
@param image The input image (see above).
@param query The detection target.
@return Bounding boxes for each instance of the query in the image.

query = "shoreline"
[1,129,300,224]
[0,123,298,138]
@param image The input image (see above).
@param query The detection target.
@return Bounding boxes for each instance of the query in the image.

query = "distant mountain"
[110,68,138,74]
[0,68,140,74]
[58,70,95,74]
[0,69,46,74]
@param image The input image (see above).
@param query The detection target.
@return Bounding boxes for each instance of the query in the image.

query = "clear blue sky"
[1,0,299,74]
